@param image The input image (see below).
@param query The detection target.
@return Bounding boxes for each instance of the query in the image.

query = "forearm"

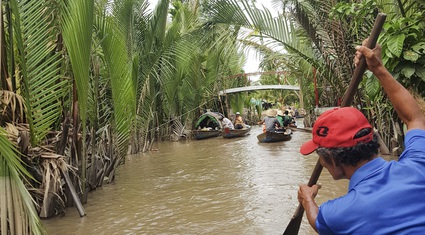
[373,66,425,130]
[298,184,321,232]
[302,199,319,232]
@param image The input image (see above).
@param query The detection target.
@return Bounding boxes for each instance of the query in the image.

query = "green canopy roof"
[194,111,223,129]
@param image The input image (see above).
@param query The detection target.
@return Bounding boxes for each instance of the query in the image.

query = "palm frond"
[94,1,136,157]
[209,0,316,70]
[62,0,94,127]
[10,0,68,146]
[0,128,45,235]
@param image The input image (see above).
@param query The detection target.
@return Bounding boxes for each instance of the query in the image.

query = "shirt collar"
[348,157,387,191]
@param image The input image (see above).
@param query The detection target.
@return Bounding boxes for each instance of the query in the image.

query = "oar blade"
[283,213,303,235]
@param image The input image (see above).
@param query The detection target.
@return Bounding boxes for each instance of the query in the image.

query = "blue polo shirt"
[316,129,425,234]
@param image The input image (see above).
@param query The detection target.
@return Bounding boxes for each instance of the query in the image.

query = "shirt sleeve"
[316,207,334,235]
[398,129,425,162]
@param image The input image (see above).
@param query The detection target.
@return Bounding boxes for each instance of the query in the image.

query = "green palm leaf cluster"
[95,0,136,158]
[10,0,68,146]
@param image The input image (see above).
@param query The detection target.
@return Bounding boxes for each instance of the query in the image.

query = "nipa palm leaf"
[94,2,136,158]
[0,127,45,235]
[61,0,94,130]
[10,0,68,146]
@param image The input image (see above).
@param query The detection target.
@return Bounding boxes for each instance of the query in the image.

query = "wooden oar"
[282,13,387,235]
[290,127,312,133]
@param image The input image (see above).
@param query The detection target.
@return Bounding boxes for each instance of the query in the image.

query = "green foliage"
[331,0,377,16]
[363,71,381,101]
[330,0,378,38]
[62,0,94,128]
[10,0,68,146]
[380,12,425,96]
[0,128,45,235]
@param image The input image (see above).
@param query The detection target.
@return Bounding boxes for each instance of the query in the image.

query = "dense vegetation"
[0,0,424,234]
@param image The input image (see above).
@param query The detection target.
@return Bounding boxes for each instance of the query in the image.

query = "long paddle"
[282,13,387,235]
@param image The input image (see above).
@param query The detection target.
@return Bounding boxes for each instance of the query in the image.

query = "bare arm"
[354,40,425,130]
[298,184,321,232]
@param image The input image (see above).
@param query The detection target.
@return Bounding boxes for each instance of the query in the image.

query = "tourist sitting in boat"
[277,110,284,126]
[284,110,294,127]
[289,117,297,127]
[234,112,245,129]
[219,115,234,129]
[258,109,282,133]
[276,110,292,127]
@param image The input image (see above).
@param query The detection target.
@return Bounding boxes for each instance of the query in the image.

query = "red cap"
[300,107,373,155]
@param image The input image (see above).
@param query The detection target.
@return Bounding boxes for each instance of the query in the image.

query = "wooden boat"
[287,123,298,131]
[192,111,223,140]
[257,129,292,143]
[222,126,251,138]
[192,129,221,140]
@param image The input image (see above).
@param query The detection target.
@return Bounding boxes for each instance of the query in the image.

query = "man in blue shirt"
[297,39,425,234]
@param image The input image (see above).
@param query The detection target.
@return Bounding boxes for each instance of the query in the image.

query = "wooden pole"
[61,168,86,217]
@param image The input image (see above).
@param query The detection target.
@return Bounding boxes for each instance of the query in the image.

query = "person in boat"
[294,108,299,118]
[219,115,234,129]
[297,39,425,234]
[234,112,245,129]
[277,110,293,128]
[277,110,285,126]
[286,106,294,117]
[258,109,282,133]
[289,116,297,127]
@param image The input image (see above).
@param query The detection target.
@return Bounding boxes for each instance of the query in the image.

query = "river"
[42,124,349,235]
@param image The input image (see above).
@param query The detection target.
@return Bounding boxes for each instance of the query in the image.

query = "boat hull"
[192,111,223,140]
[192,129,221,140]
[257,130,292,143]
[222,126,251,138]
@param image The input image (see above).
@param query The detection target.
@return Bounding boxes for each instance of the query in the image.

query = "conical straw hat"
[266,109,277,117]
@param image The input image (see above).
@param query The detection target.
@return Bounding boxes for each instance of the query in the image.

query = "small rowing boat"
[192,111,223,140]
[257,129,292,143]
[192,128,221,140]
[222,126,251,138]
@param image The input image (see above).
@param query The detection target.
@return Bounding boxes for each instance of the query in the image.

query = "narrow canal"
[42,123,349,234]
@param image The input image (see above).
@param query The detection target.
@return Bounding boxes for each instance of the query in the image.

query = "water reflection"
[43,125,348,235]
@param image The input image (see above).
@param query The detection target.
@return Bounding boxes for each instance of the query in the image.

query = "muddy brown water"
[42,123,349,235]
